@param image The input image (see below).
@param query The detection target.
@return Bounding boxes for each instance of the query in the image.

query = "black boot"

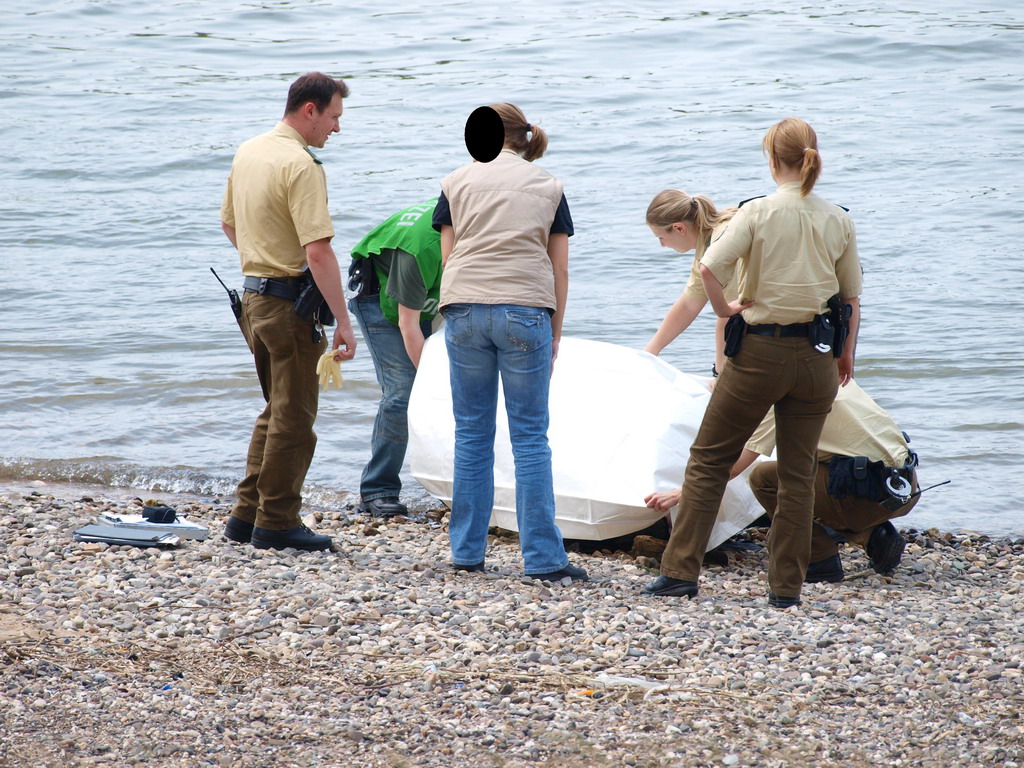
[224,516,254,543]
[804,554,844,583]
[866,521,906,575]
[252,524,333,552]
[643,574,698,597]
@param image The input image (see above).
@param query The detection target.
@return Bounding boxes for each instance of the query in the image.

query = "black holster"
[347,257,380,297]
[827,295,853,358]
[723,314,747,358]
[294,268,335,326]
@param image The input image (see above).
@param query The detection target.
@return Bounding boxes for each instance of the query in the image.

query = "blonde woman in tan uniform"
[644,117,862,607]
[642,190,738,381]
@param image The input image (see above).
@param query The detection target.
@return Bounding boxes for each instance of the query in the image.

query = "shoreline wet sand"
[2,486,1022,767]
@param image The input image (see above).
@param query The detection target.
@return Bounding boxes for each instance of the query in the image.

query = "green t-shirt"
[351,198,442,326]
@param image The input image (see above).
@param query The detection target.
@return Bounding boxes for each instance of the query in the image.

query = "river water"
[1,0,1022,535]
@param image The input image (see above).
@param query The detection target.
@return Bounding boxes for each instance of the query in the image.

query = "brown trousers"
[659,334,839,598]
[750,462,919,561]
[232,292,325,530]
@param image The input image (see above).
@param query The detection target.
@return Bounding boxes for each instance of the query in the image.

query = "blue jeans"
[348,295,431,501]
[443,303,568,574]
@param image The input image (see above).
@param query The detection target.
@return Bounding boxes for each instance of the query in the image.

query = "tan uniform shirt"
[439,149,563,311]
[700,181,862,325]
[221,122,335,277]
[681,220,737,303]
[746,380,911,467]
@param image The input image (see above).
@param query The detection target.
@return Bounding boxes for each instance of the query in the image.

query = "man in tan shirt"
[220,72,356,552]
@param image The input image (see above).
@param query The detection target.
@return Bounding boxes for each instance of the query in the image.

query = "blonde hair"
[763,117,821,197]
[646,190,737,240]
[490,102,548,162]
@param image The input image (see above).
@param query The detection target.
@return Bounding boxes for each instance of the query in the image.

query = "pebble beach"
[2,486,1022,768]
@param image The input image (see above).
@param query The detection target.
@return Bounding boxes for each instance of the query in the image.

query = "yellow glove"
[316,349,344,392]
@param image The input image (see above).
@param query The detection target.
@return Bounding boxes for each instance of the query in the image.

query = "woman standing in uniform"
[432,103,587,582]
[644,117,862,607]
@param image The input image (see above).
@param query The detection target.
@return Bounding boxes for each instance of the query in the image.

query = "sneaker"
[224,515,254,543]
[358,497,408,518]
[528,563,589,583]
[866,521,906,575]
[251,524,333,552]
[643,574,699,598]
[804,554,844,583]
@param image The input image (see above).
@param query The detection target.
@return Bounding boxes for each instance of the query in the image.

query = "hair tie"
[525,123,532,132]
[803,147,813,153]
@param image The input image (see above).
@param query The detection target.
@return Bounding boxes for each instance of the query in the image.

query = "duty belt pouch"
[294,268,335,326]
[828,454,914,510]
[723,314,747,358]
[809,313,836,354]
[347,257,380,297]
[827,295,853,358]
[828,455,884,501]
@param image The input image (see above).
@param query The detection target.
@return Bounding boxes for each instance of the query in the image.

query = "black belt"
[242,275,304,301]
[746,322,811,338]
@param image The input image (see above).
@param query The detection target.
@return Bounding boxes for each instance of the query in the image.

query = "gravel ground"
[2,485,1023,767]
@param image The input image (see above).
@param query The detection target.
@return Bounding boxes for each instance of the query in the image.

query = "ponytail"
[490,102,548,161]
[646,189,737,240]
[763,117,822,196]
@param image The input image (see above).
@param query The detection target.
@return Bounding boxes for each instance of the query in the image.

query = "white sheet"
[408,335,763,548]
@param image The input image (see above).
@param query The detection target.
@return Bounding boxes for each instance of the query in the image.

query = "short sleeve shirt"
[700,182,862,325]
[681,219,737,303]
[380,248,431,312]
[433,191,574,236]
[220,122,334,277]
[746,380,911,467]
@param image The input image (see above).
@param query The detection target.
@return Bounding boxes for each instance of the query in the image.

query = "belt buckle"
[257,278,270,295]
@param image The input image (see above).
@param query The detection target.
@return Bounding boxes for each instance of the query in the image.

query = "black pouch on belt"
[347,257,380,296]
[294,268,335,326]
[827,294,853,358]
[723,314,747,358]
[809,312,836,354]
[827,454,915,511]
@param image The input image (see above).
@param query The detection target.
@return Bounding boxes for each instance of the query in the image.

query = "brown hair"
[762,116,821,197]
[490,102,548,162]
[285,72,350,115]
[646,190,737,240]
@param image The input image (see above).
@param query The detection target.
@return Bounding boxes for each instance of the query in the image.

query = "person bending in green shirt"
[348,199,442,517]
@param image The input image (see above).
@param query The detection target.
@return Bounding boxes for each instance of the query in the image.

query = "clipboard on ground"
[73,524,181,548]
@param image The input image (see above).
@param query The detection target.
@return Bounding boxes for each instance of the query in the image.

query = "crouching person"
[747,379,920,581]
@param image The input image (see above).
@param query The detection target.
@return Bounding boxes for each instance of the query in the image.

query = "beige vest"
[439,150,563,311]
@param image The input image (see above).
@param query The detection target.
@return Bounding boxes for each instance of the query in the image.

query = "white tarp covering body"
[408,336,763,549]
